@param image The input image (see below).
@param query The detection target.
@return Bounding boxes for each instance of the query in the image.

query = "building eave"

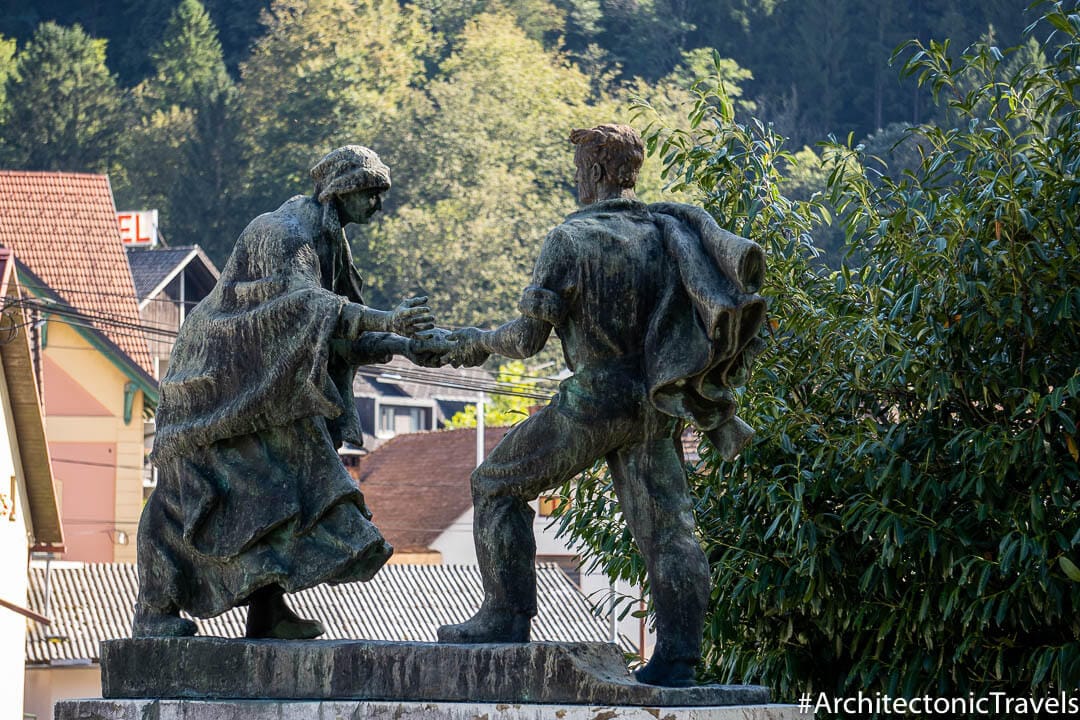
[0,251,63,547]
[136,245,220,311]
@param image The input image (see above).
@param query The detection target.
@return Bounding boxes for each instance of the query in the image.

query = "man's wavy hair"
[569,124,644,189]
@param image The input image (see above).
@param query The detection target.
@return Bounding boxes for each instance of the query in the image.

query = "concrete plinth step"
[101,639,770,707]
[58,699,802,720]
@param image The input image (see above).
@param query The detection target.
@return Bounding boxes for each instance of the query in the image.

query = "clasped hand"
[440,327,489,368]
[337,296,435,342]
[402,326,490,368]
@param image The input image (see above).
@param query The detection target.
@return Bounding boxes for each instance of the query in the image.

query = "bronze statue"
[437,125,766,687]
[133,146,446,640]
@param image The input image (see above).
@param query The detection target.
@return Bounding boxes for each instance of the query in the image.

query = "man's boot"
[632,604,702,686]
[633,531,709,686]
[436,600,531,643]
[634,650,697,687]
[438,493,536,643]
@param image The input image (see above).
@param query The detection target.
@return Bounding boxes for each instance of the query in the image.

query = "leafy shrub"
[556,2,1080,701]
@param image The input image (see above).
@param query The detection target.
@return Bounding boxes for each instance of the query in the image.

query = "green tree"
[202,0,275,72]
[115,0,242,256]
[626,48,757,204]
[0,34,15,108]
[556,7,1080,697]
[0,22,123,173]
[113,0,187,83]
[413,0,566,50]
[147,0,232,109]
[595,0,694,80]
[444,361,550,428]
[357,10,604,327]
[782,0,852,141]
[235,0,432,228]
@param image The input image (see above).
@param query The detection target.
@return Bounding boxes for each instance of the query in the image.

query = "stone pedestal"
[57,699,802,719]
[56,639,797,719]
[100,639,769,706]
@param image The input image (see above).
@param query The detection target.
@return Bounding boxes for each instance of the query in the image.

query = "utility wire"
[14,298,180,338]
[51,458,150,473]
[358,367,557,399]
[27,307,559,397]
[11,296,562,385]
[9,286,564,399]
[9,285,565,385]
[17,280,207,308]
[29,313,174,345]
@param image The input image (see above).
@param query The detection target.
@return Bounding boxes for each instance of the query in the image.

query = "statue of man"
[134,145,446,640]
[437,125,766,686]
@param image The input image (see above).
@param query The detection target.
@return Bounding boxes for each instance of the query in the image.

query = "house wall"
[138,279,180,380]
[429,506,583,565]
[49,442,116,563]
[41,321,146,563]
[24,665,100,720]
[0,356,34,720]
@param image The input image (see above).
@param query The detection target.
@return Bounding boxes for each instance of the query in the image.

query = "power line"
[8,289,563,401]
[358,359,560,387]
[32,312,173,345]
[30,307,558,399]
[356,367,555,400]
[363,360,560,387]
[14,288,564,384]
[11,298,562,385]
[16,279,207,308]
[51,458,149,473]
[14,298,180,338]
[10,285,566,386]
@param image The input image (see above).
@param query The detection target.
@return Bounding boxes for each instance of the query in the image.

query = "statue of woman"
[133,146,445,639]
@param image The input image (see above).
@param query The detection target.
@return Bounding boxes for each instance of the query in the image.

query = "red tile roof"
[0,171,154,376]
[357,427,512,553]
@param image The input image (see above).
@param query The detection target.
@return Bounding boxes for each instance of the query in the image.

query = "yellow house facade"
[39,320,152,563]
[0,171,157,565]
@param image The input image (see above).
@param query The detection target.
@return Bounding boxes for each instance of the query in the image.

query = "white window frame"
[372,397,437,439]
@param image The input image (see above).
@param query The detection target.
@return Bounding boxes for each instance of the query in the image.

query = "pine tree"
[148,0,231,108]
[1,22,124,173]
[116,0,242,255]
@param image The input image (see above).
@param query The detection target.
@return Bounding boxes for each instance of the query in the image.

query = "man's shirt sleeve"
[518,227,576,326]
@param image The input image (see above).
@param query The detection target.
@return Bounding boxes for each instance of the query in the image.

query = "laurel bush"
[556,1,1080,701]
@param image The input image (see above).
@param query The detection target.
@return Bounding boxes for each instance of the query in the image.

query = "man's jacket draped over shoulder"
[645,202,766,456]
[152,195,365,464]
[520,198,766,458]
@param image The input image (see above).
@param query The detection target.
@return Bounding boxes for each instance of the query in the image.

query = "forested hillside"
[0,0,1039,324]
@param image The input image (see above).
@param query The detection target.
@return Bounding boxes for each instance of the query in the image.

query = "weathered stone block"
[57,699,801,720]
[101,639,770,707]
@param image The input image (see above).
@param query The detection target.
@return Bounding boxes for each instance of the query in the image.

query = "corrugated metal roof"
[0,171,154,376]
[26,562,620,665]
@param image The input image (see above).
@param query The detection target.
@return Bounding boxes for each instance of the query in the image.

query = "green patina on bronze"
[437,125,766,688]
[134,146,445,640]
